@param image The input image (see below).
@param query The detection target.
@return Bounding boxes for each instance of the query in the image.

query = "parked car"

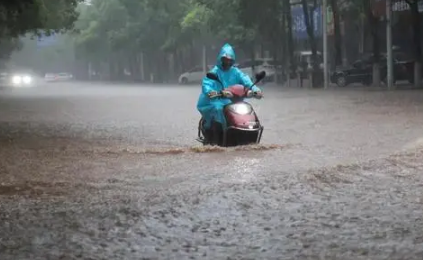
[178,65,213,84]
[235,58,280,82]
[330,52,416,87]
[45,72,73,82]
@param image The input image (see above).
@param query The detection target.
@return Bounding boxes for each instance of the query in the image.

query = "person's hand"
[222,90,233,98]
[254,90,263,99]
[208,91,219,98]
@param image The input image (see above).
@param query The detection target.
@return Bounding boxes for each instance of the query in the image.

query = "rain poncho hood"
[196,43,261,129]
[216,43,236,70]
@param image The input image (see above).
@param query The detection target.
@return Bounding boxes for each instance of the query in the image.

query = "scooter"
[196,71,266,147]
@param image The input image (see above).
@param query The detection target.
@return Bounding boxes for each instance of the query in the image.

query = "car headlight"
[12,75,21,84]
[22,75,32,84]
[228,103,252,115]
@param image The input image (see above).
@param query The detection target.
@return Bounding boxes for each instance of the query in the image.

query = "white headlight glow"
[12,75,21,84]
[23,76,32,84]
[229,103,252,115]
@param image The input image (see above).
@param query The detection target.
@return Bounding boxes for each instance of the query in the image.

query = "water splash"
[102,143,288,156]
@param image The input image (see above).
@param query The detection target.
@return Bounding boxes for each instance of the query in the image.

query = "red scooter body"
[197,84,263,147]
[223,84,261,130]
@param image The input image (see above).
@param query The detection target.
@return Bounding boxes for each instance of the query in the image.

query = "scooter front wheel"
[198,118,212,145]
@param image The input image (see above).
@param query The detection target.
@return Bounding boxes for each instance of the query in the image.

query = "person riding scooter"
[196,43,263,142]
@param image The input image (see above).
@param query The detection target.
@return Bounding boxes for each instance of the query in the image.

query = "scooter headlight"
[228,103,252,115]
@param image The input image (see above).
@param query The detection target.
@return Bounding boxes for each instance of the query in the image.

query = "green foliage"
[69,0,376,81]
[186,0,256,43]
[0,0,82,66]
[73,0,271,59]
[0,0,82,38]
[74,0,194,59]
[181,2,211,34]
[0,39,23,60]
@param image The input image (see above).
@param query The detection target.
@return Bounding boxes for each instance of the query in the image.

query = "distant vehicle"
[286,51,325,80]
[330,52,416,87]
[294,51,324,71]
[235,58,274,82]
[179,65,213,84]
[0,70,36,88]
[0,71,7,83]
[45,72,73,82]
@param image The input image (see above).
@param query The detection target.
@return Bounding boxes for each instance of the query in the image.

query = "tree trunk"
[189,41,196,69]
[202,45,207,74]
[128,55,135,81]
[139,52,145,82]
[364,0,381,87]
[301,0,319,88]
[283,0,295,80]
[329,0,342,66]
[407,0,422,87]
[175,49,182,75]
[133,56,140,81]
[358,16,365,55]
[279,5,287,84]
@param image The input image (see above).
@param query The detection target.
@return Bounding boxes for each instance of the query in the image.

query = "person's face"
[221,57,234,71]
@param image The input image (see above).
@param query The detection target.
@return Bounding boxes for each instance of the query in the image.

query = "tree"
[237,0,286,78]
[0,0,81,38]
[187,0,289,79]
[347,0,382,87]
[329,0,343,66]
[283,0,295,78]
[0,39,23,62]
[405,0,422,87]
[0,0,82,66]
[188,0,257,48]
[181,1,213,72]
[301,0,321,87]
[72,0,392,86]
[74,0,197,81]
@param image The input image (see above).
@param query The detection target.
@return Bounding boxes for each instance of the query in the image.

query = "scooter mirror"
[255,71,266,82]
[206,73,219,81]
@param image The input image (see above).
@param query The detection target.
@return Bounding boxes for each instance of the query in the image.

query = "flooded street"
[1,83,423,259]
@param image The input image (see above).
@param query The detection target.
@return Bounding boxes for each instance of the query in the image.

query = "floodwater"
[1,83,423,259]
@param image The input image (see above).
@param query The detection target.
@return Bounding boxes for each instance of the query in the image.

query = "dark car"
[330,52,415,87]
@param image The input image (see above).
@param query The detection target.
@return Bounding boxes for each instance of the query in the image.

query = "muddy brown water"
[1,84,423,259]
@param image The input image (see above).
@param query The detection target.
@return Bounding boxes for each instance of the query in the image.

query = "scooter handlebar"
[208,91,231,98]
[208,90,262,99]
[207,91,222,98]
[247,90,263,99]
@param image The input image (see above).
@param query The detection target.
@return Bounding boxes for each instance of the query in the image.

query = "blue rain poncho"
[196,43,261,129]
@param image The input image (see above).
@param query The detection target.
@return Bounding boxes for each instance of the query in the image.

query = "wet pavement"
[1,82,423,259]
